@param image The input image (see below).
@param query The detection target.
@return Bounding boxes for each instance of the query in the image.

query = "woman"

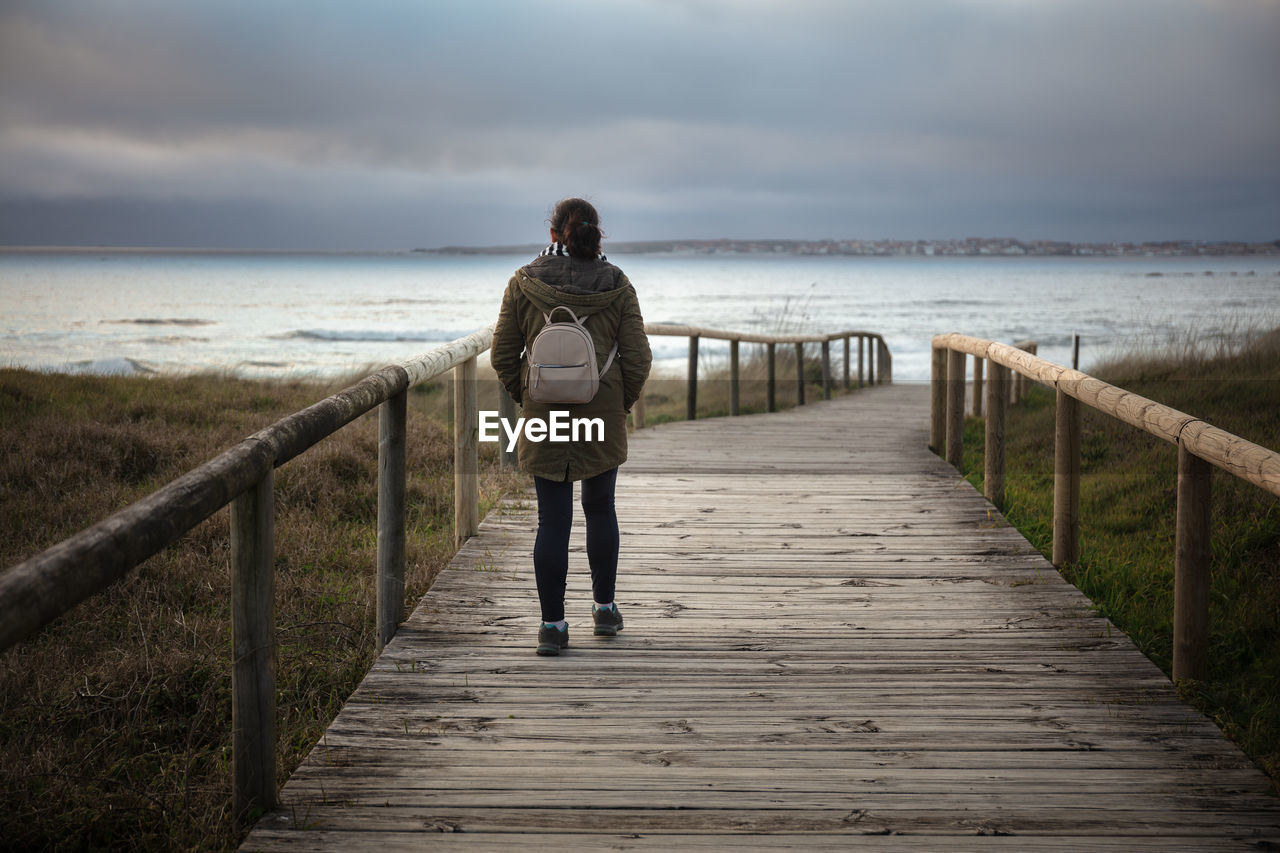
[490,198,652,656]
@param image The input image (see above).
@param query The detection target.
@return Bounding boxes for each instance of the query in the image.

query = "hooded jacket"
[491,253,652,482]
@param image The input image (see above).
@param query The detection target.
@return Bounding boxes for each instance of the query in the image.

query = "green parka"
[491,254,652,482]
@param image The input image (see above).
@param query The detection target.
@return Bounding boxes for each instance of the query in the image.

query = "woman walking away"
[491,198,652,656]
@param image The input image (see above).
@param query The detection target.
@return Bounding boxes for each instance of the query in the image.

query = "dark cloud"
[1,0,1277,248]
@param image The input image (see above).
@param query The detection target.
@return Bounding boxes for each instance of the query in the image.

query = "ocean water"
[1,249,1277,382]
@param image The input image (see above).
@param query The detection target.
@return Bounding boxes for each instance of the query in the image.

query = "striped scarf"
[538,242,607,261]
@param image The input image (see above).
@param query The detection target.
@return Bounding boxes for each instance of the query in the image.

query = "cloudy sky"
[1,0,1277,250]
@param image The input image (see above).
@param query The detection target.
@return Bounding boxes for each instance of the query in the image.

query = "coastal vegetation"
[958,326,1280,790]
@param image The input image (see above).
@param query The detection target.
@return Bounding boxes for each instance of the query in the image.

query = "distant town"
[422,236,1280,257]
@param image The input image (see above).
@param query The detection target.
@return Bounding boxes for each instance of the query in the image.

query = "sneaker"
[536,623,569,656]
[593,604,624,636]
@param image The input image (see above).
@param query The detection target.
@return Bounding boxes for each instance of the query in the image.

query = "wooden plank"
[244,831,1261,852]
[241,384,1280,851]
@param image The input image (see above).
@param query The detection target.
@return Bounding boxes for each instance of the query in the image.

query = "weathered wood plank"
[243,831,1262,852]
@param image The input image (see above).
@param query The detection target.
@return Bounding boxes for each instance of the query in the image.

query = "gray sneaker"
[536,623,569,656]
[592,604,624,636]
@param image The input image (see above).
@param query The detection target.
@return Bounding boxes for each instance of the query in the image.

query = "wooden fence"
[0,320,888,825]
[929,332,1280,684]
[634,325,890,426]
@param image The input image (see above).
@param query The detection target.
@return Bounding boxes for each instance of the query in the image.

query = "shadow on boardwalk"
[243,383,1280,851]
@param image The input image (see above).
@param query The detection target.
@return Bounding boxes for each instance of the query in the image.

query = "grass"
[956,326,1280,789]
[0,367,522,851]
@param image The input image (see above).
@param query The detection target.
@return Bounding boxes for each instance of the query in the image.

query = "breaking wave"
[278,329,468,343]
[58,357,157,375]
[104,318,216,326]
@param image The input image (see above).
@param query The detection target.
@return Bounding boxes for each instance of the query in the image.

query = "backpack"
[526,305,618,405]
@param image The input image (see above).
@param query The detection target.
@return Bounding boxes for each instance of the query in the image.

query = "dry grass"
[1091,314,1280,382]
[0,367,523,851]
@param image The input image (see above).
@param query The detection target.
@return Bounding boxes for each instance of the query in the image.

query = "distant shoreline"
[3,236,1278,258]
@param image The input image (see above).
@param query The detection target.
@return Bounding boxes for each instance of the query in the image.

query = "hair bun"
[551,198,603,259]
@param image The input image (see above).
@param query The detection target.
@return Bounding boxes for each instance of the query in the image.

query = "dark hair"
[549,197,604,260]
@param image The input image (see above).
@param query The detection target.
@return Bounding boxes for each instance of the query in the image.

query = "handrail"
[0,328,497,654]
[0,324,495,823]
[933,333,1280,497]
[644,322,886,345]
[0,317,890,827]
[641,323,891,422]
[929,332,1280,684]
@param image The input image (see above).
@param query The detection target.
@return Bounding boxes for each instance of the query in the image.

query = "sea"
[1,249,1278,383]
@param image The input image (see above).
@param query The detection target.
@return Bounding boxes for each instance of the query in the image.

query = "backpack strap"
[599,339,619,376]
[544,305,584,325]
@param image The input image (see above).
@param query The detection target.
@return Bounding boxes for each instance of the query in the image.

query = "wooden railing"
[929,333,1280,683]
[0,319,889,825]
[0,324,495,822]
[635,325,891,426]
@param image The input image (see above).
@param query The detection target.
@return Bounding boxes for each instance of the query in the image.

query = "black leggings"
[533,467,619,623]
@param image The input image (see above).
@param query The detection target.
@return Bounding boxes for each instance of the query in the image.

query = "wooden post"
[972,356,984,417]
[231,470,276,823]
[497,384,518,467]
[985,360,1008,509]
[857,336,865,388]
[1073,334,1081,370]
[454,356,479,548]
[946,348,965,469]
[930,345,947,455]
[795,342,806,406]
[687,335,699,420]
[1012,354,1025,405]
[766,343,777,413]
[868,339,876,386]
[842,336,851,391]
[1021,343,1039,403]
[729,338,740,416]
[881,341,892,383]
[1052,388,1081,567]
[632,392,646,430]
[1173,446,1211,681]
[377,390,407,652]
[821,339,831,400]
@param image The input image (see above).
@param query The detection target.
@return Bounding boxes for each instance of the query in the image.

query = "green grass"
[0,368,522,851]
[956,329,1280,789]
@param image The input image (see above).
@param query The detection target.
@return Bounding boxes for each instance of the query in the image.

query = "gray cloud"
[1,0,1277,248]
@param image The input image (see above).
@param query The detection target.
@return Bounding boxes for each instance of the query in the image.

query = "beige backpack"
[526,306,618,405]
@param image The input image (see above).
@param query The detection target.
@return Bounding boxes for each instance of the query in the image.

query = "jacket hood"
[515,266,633,318]
[520,255,625,296]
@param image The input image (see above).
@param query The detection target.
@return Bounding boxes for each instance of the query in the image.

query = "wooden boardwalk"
[243,383,1280,851]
